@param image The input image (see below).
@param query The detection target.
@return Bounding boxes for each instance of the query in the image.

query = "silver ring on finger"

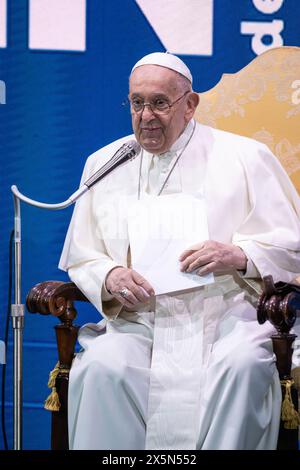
[118,287,130,299]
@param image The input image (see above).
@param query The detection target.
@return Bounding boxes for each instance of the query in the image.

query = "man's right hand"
[105,267,155,309]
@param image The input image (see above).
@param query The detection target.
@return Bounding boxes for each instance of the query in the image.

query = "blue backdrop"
[0,0,299,449]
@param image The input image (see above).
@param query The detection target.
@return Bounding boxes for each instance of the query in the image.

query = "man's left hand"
[179,240,247,275]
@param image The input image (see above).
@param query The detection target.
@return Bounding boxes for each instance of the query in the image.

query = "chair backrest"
[194,46,300,194]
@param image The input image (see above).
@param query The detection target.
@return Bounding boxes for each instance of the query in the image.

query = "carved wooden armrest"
[257,275,300,378]
[257,275,299,334]
[26,280,89,368]
[26,280,89,394]
[26,280,88,319]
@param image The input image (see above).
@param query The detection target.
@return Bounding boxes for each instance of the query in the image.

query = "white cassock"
[59,120,300,450]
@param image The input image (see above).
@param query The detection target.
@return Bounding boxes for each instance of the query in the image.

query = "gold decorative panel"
[195,46,300,194]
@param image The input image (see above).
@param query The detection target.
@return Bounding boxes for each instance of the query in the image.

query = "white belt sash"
[127,193,213,449]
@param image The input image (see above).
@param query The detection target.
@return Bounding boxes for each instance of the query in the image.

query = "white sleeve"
[233,143,300,283]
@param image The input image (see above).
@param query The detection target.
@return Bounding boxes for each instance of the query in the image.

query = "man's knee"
[84,357,129,388]
[227,343,275,383]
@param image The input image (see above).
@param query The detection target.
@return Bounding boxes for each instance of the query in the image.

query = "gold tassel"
[44,361,61,412]
[47,361,60,388]
[44,387,61,412]
[281,379,300,430]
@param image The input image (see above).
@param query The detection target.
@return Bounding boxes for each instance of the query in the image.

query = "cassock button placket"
[137,121,196,199]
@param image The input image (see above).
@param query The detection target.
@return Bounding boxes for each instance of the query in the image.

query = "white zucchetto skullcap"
[131,52,193,84]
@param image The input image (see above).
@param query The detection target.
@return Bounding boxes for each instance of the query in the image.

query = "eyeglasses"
[128,90,190,115]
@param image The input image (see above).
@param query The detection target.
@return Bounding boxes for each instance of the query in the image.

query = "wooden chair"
[26,46,300,450]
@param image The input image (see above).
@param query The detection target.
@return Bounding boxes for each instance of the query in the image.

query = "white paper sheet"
[128,193,214,295]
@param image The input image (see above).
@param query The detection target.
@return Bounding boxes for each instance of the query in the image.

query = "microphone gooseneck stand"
[11,185,90,451]
[11,189,79,451]
[10,140,140,450]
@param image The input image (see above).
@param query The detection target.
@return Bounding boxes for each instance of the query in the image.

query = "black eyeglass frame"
[127,90,190,115]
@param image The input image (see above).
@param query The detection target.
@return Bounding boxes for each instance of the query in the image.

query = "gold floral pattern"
[195,46,300,193]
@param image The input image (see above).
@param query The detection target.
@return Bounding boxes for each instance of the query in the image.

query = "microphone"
[84,139,141,189]
[11,139,141,209]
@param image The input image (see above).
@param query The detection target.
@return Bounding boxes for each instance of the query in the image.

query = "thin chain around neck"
[137,120,196,200]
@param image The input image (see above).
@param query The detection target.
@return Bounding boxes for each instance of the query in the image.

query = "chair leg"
[51,375,69,450]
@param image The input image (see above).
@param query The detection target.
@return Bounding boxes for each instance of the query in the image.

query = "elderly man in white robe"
[59,52,300,450]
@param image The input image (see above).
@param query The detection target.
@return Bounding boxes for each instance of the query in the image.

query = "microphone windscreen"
[126,140,141,157]
[84,140,142,189]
